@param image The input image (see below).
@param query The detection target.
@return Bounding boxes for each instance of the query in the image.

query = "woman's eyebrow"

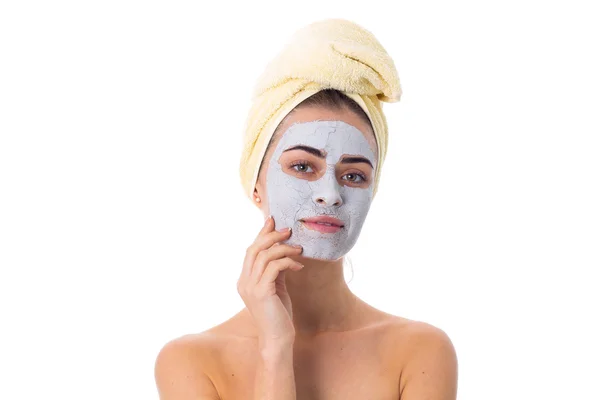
[282,145,325,158]
[340,156,373,169]
[282,145,373,168]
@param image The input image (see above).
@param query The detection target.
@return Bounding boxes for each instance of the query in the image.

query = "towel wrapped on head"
[239,18,402,201]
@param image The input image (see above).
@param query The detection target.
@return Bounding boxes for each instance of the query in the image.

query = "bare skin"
[154,107,458,400]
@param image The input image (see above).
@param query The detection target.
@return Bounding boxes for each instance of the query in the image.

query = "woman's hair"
[294,88,373,130]
[258,89,375,177]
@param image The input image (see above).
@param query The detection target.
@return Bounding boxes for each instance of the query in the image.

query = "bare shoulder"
[390,318,456,355]
[154,332,222,400]
[387,318,458,400]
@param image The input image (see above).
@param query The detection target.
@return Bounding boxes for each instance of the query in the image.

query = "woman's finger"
[241,216,276,277]
[253,215,274,241]
[250,244,303,283]
[244,228,293,276]
[257,257,304,287]
[252,227,293,254]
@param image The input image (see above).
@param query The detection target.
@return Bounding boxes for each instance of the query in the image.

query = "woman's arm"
[398,324,458,400]
[254,337,297,400]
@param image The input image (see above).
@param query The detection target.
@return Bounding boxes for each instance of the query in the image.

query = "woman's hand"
[237,215,304,345]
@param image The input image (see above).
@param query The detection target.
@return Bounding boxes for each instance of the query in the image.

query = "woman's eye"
[291,162,313,173]
[289,162,366,183]
[342,173,366,183]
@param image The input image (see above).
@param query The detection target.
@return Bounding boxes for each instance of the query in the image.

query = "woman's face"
[255,106,378,261]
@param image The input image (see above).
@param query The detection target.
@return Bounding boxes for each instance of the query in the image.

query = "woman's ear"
[253,188,261,204]
[253,182,270,215]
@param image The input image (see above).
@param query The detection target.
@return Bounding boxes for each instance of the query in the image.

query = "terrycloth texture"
[239,18,402,201]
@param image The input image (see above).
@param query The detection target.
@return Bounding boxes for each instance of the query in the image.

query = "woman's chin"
[296,252,346,263]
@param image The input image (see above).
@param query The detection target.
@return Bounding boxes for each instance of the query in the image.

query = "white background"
[1,1,598,399]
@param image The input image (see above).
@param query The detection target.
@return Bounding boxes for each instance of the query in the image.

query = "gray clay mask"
[265,120,377,260]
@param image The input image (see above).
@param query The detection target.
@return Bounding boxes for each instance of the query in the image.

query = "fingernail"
[277,227,289,232]
[264,215,272,223]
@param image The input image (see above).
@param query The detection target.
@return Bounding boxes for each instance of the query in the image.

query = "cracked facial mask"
[265,120,377,260]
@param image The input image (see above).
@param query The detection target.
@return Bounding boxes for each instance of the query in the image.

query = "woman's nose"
[313,172,343,207]
[315,194,342,206]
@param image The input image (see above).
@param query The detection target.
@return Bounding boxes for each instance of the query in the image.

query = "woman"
[155,19,458,400]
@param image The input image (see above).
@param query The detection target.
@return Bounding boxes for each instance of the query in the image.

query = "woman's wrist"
[258,335,295,358]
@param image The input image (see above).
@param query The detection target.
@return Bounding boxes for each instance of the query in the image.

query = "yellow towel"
[239,18,402,201]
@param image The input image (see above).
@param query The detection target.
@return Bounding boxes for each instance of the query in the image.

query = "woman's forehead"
[271,107,378,157]
[275,120,377,165]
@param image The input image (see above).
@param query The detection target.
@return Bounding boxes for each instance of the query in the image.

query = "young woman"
[155,19,457,400]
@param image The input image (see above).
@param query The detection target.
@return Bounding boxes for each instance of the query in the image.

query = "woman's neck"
[284,255,361,337]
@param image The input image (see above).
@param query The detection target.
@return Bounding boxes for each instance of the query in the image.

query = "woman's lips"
[300,216,344,234]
